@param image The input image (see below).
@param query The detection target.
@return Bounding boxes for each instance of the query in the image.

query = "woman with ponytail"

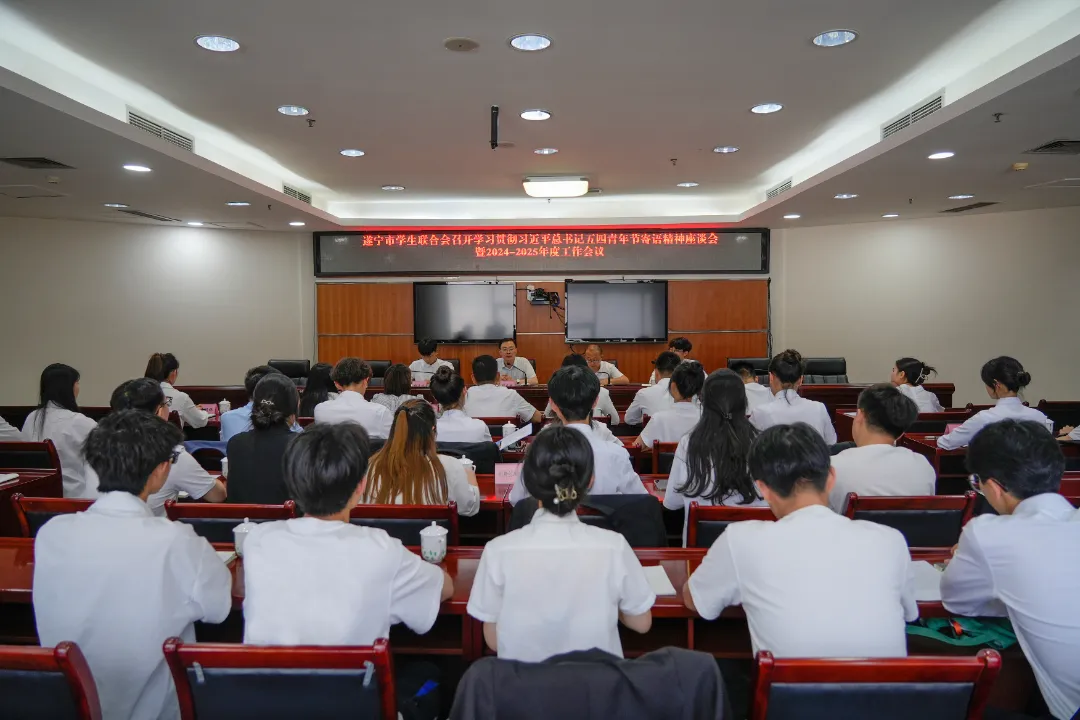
[430,366,491,443]
[226,374,300,504]
[22,363,98,497]
[361,400,480,516]
[891,357,944,412]
[749,349,837,444]
[144,352,208,428]
[663,369,766,545]
[467,426,654,661]
[937,356,1053,450]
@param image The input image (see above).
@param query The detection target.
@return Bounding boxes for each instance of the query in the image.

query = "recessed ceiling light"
[277,105,309,116]
[509,34,552,51]
[123,164,152,172]
[103,203,127,208]
[949,194,974,200]
[381,185,405,192]
[783,213,801,220]
[226,201,250,207]
[520,109,551,121]
[340,149,365,157]
[751,103,783,114]
[534,147,559,155]
[812,30,857,47]
[928,151,955,160]
[834,193,858,199]
[187,222,204,227]
[289,221,306,226]
[195,35,240,52]
[713,146,739,154]
[882,213,899,218]
[676,182,699,188]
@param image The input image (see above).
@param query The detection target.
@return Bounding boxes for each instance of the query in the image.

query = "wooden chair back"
[163,500,298,543]
[843,493,977,549]
[687,502,775,548]
[11,494,93,538]
[0,440,61,471]
[0,641,102,719]
[349,503,459,546]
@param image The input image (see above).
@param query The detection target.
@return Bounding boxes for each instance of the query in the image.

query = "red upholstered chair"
[687,503,776,549]
[1060,474,1080,496]
[297,416,316,428]
[842,492,977,549]
[189,447,224,471]
[0,641,102,719]
[11,494,94,538]
[750,649,1001,720]
[349,503,459,546]
[163,500,298,543]
[650,441,680,475]
[0,439,61,471]
[164,637,395,720]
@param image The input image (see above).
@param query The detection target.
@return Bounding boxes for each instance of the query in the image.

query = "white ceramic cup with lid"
[218,399,232,414]
[233,517,256,557]
[420,521,448,563]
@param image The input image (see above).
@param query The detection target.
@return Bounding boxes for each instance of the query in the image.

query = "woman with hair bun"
[226,374,300,504]
[937,356,1053,450]
[891,357,943,413]
[430,366,491,443]
[749,349,837,444]
[144,352,208,428]
[466,426,655,661]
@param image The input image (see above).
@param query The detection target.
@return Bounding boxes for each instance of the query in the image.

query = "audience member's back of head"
[472,355,498,383]
[967,420,1064,500]
[84,410,183,495]
[749,423,830,498]
[548,365,600,422]
[243,365,278,396]
[37,363,80,414]
[857,384,918,439]
[895,357,937,387]
[670,360,706,399]
[654,351,681,377]
[144,353,179,383]
[430,366,465,406]
[365,400,446,505]
[561,353,588,368]
[299,363,334,417]
[980,356,1032,393]
[769,349,805,385]
[110,378,165,414]
[283,423,372,516]
[251,374,299,431]
[332,357,372,388]
[728,361,758,381]
[684,369,758,502]
[382,363,413,396]
[523,425,594,516]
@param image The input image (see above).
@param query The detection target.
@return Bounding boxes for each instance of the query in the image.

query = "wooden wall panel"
[317,284,413,335]
[668,280,769,331]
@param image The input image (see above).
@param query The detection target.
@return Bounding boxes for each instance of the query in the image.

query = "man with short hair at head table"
[496,338,538,386]
[220,364,301,443]
[585,344,629,386]
[314,357,394,439]
[409,337,454,384]
[941,420,1080,720]
[624,351,681,425]
[685,423,917,658]
[463,355,542,424]
[33,410,232,720]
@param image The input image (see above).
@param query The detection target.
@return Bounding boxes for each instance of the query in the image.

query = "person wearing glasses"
[941,420,1079,720]
[584,345,628,386]
[496,338,538,386]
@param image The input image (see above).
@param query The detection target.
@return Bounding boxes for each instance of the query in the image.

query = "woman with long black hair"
[21,363,98,497]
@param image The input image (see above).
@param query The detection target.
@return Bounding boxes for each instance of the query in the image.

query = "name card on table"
[494,463,523,495]
[945,424,963,434]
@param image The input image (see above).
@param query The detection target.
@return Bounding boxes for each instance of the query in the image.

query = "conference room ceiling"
[0,0,1078,229]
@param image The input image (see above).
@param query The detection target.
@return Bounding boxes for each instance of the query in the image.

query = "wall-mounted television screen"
[565,280,667,342]
[413,282,516,343]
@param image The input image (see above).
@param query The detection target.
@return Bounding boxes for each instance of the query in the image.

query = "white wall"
[771,206,1080,405]
[0,217,314,405]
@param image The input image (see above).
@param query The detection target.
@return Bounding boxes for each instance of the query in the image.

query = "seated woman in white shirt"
[370,364,424,414]
[890,357,943,413]
[646,337,692,385]
[543,354,620,424]
[360,400,480,516]
[937,356,1053,450]
[467,426,655,662]
[430,366,491,444]
[663,369,766,545]
[635,360,705,448]
[21,363,99,497]
[750,349,837,444]
[144,352,208,429]
[297,362,337,418]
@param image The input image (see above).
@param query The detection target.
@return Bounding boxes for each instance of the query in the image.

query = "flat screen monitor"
[565,281,667,342]
[413,282,516,343]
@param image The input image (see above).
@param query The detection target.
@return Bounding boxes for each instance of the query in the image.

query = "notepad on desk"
[0,473,18,484]
[216,551,237,565]
[642,565,677,597]
[910,560,943,602]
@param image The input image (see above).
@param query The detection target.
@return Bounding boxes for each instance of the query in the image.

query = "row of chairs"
[0,638,1002,720]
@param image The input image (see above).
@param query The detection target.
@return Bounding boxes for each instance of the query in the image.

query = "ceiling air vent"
[0,157,75,170]
[1024,140,1080,155]
[766,178,792,199]
[881,93,944,140]
[283,184,312,204]
[0,184,66,198]
[115,209,180,222]
[127,110,194,152]
[940,201,998,214]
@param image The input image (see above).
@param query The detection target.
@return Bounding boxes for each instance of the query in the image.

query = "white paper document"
[0,473,19,484]
[497,423,534,451]
[642,565,677,597]
[216,551,237,564]
[910,560,943,602]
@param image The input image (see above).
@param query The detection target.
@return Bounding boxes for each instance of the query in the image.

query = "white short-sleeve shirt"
[543,386,620,424]
[467,509,655,662]
[34,492,231,720]
[688,504,917,658]
[243,518,446,646]
[744,382,774,415]
[160,382,209,429]
[22,404,98,498]
[313,390,395,439]
[828,444,937,513]
[639,402,701,446]
[941,494,1080,720]
[750,389,837,444]
[624,378,675,425]
[409,358,454,383]
[593,361,624,382]
[496,357,537,383]
[463,384,538,424]
[436,409,492,444]
[147,448,218,516]
[896,384,944,413]
[0,415,21,440]
[937,397,1053,450]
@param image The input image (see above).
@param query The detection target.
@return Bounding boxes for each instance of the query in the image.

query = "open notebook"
[642,565,677,597]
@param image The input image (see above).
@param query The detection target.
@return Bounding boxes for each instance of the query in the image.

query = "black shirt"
[225,425,296,506]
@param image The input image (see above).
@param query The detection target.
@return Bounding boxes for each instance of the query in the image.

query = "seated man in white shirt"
[509,365,648,504]
[828,384,936,513]
[685,423,918,658]
[409,337,454,384]
[496,338,538,386]
[34,410,232,720]
[543,354,620,424]
[942,420,1080,720]
[728,360,774,415]
[635,360,705,448]
[464,355,543,425]
[646,337,693,385]
[243,422,452,646]
[314,357,394,439]
[624,351,681,425]
[585,344,629,386]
